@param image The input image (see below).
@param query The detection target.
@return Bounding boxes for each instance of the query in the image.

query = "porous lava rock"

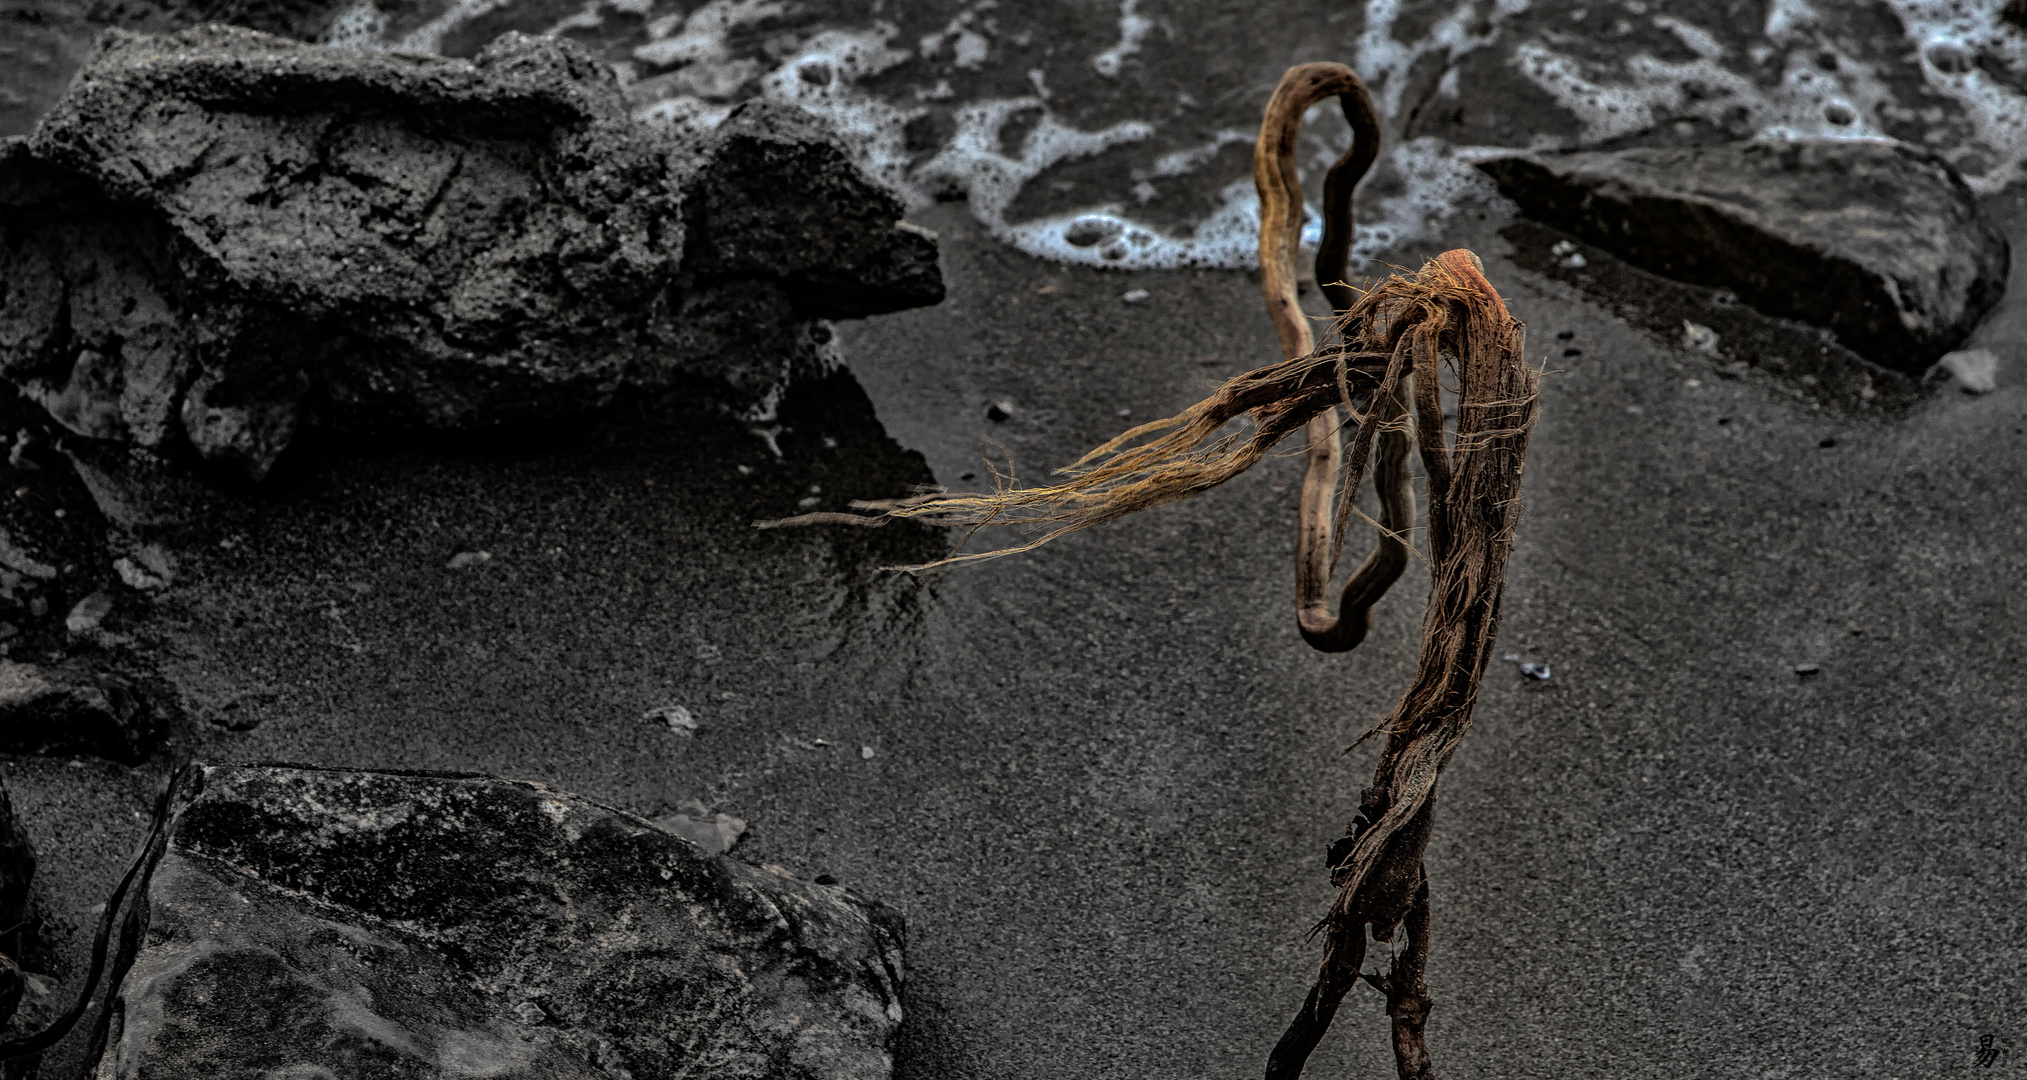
[1477,139,2008,374]
[89,764,906,1080]
[0,26,942,481]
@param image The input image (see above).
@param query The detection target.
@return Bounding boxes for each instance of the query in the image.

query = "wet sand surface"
[9,195,2023,1078]
[4,1,2027,1077]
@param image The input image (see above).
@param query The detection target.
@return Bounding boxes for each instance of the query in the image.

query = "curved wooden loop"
[1251,63,1406,654]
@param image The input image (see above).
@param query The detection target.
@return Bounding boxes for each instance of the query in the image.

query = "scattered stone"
[1794,663,1821,676]
[4,433,34,472]
[1501,653,1521,662]
[1819,437,1838,448]
[0,27,943,483]
[64,590,114,636]
[1478,140,2009,374]
[644,703,698,734]
[1682,320,1721,355]
[1121,289,1150,304]
[0,531,55,582]
[445,550,493,570]
[651,810,749,855]
[1520,662,1552,681]
[1935,348,1999,394]
[985,399,1016,422]
[115,557,168,591]
[861,745,876,760]
[0,659,163,762]
[93,765,905,1080]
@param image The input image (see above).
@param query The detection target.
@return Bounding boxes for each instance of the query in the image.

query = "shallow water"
[304,0,2027,275]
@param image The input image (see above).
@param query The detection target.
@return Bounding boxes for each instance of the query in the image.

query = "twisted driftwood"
[762,61,1539,1080]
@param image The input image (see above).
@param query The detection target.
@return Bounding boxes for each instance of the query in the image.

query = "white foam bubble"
[1515,1,2027,193]
[1092,0,1152,79]
[1883,0,2027,191]
[321,0,389,47]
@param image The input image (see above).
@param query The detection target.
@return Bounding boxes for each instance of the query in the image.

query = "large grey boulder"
[91,764,906,1080]
[1477,139,2008,374]
[0,26,941,480]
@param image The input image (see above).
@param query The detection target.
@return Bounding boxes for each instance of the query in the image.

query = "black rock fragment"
[1477,139,2008,374]
[0,26,943,482]
[0,660,164,763]
[88,764,907,1080]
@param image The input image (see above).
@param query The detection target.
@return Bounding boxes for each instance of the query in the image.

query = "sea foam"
[321,0,2027,273]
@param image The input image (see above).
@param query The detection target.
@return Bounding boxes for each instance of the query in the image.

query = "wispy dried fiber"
[750,257,1512,571]
[760,59,1543,1080]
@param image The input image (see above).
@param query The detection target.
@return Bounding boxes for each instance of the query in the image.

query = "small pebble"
[1794,663,1820,676]
[1681,320,1720,355]
[1819,437,1837,448]
[1935,348,1997,394]
[652,811,746,855]
[1550,240,1576,257]
[65,590,114,635]
[1115,408,1132,419]
[446,550,491,570]
[861,745,875,760]
[1555,330,1575,341]
[114,557,168,591]
[1520,662,1551,681]
[643,704,698,734]
[1559,253,1587,269]
[985,399,1015,422]
[1502,653,1521,662]
[1121,289,1150,304]
[814,874,838,886]
[1562,348,1583,358]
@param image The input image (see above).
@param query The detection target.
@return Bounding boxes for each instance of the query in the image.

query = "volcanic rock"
[0,776,32,931]
[1477,139,2008,374]
[0,26,942,481]
[88,764,906,1080]
[0,659,164,763]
